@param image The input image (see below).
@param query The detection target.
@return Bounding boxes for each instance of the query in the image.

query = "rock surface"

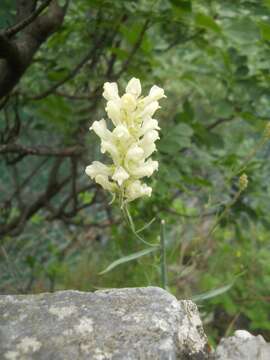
[212,330,270,360]
[0,287,209,360]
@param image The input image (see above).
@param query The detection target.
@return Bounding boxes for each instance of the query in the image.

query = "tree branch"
[207,116,235,130]
[0,143,83,157]
[4,0,53,38]
[116,19,150,77]
[0,1,66,99]
[30,47,96,100]
[0,34,21,65]
[0,165,71,237]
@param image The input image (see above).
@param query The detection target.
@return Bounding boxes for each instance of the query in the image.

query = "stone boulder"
[0,287,209,360]
[212,330,270,360]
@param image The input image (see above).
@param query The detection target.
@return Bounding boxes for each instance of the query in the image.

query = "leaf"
[99,247,159,275]
[259,21,270,41]
[225,17,260,44]
[195,13,222,34]
[79,192,94,205]
[192,283,234,302]
[169,0,192,12]
[174,123,194,136]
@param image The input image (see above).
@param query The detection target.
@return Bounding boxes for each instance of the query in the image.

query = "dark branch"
[31,29,109,100]
[4,0,53,38]
[0,34,21,65]
[116,19,150,77]
[30,47,96,100]
[0,143,83,157]
[0,1,66,99]
[207,117,235,130]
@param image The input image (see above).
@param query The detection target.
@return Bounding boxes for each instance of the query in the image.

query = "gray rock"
[0,287,209,360]
[212,330,270,360]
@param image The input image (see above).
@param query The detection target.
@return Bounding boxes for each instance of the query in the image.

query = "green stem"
[122,203,157,247]
[160,219,167,290]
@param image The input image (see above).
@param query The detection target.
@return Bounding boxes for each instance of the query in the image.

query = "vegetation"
[1,0,270,345]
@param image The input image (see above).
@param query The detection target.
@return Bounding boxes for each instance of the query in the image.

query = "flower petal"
[140,118,160,136]
[113,124,130,141]
[100,141,120,166]
[112,166,129,186]
[96,174,115,192]
[105,100,122,126]
[90,119,112,141]
[125,145,144,162]
[125,180,152,202]
[140,101,160,119]
[85,161,113,179]
[149,85,166,100]
[103,82,119,101]
[129,159,158,178]
[126,78,141,98]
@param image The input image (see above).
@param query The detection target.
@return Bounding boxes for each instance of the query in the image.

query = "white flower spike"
[85,78,165,203]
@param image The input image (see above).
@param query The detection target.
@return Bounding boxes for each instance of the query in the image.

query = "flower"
[239,173,248,191]
[85,77,165,202]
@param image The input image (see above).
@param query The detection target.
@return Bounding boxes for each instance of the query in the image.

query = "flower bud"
[106,100,122,126]
[126,77,141,98]
[90,119,111,141]
[239,173,248,191]
[149,85,166,101]
[103,82,119,101]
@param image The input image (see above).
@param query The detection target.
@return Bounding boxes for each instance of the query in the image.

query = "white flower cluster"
[85,78,165,202]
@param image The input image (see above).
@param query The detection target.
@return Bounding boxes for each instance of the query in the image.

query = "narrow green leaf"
[192,283,234,302]
[99,247,159,275]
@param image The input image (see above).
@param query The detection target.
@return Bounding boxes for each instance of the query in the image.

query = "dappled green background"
[1,0,270,345]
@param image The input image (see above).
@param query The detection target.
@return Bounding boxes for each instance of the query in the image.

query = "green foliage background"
[1,0,270,344]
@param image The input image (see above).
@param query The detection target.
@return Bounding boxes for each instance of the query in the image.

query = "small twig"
[30,47,96,100]
[207,116,235,130]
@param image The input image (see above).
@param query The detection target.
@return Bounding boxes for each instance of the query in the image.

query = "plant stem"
[160,219,167,290]
[122,203,157,247]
